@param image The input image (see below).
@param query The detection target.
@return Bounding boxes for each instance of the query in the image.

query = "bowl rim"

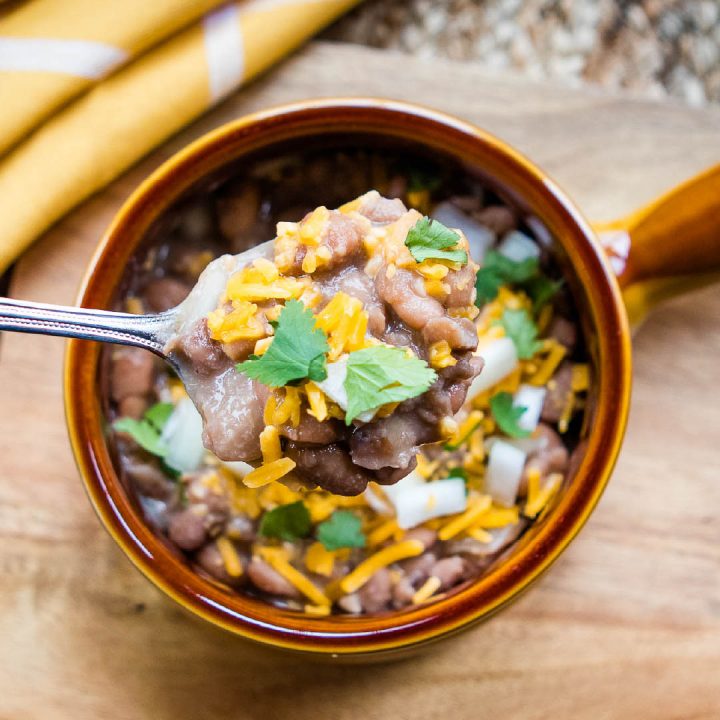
[64,97,632,656]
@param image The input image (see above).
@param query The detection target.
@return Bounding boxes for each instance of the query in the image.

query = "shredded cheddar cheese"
[304,603,331,617]
[257,547,329,607]
[259,426,282,464]
[524,473,562,518]
[474,504,520,529]
[571,363,590,392]
[467,527,492,543]
[305,381,328,422]
[367,518,400,547]
[305,542,336,577]
[339,540,425,594]
[530,339,567,386]
[438,494,492,541]
[429,340,457,369]
[216,536,243,578]
[243,458,296,489]
[207,301,266,343]
[412,576,442,604]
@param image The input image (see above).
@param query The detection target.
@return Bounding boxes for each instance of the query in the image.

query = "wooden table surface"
[1,42,719,719]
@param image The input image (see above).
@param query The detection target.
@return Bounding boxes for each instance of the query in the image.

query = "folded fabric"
[0,0,228,156]
[0,0,361,274]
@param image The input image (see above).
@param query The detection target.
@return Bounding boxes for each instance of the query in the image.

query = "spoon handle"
[0,297,172,355]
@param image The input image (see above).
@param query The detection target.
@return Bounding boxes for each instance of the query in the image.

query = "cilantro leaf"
[406,161,443,193]
[316,510,366,551]
[525,275,563,313]
[236,300,329,387]
[447,467,468,482]
[258,501,311,542]
[496,308,543,359]
[343,346,437,425]
[475,251,539,305]
[405,217,468,264]
[144,402,174,429]
[489,392,531,438]
[113,402,174,458]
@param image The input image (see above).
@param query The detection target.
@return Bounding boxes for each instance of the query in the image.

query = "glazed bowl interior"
[66,100,631,655]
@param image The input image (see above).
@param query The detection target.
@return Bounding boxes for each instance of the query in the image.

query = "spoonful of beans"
[0,191,484,495]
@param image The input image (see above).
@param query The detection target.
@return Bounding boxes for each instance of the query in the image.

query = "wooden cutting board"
[1,42,719,719]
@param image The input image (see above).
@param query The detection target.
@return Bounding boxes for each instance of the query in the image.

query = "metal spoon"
[0,240,275,369]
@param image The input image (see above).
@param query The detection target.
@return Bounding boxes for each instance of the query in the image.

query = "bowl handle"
[593,163,720,327]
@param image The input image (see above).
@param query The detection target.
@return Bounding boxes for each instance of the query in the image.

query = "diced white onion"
[317,358,376,423]
[525,216,553,249]
[363,484,394,516]
[497,230,540,263]
[391,477,468,529]
[161,398,206,473]
[219,460,255,477]
[485,439,527,508]
[467,337,518,399]
[432,202,495,263]
[379,469,425,504]
[513,384,546,433]
[316,358,348,407]
[139,496,169,531]
[485,434,547,455]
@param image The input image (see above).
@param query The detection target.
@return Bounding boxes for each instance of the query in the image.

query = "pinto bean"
[373,457,418,485]
[444,265,477,307]
[400,552,437,586]
[337,593,363,614]
[118,395,148,420]
[195,541,246,586]
[350,411,434,472]
[387,175,408,199]
[541,362,574,423]
[520,423,569,495]
[171,318,229,376]
[225,515,256,542]
[199,373,267,462]
[375,267,444,331]
[450,195,484,214]
[323,210,366,265]
[473,205,516,236]
[327,267,386,336]
[279,415,343,445]
[143,278,191,313]
[422,316,478,350]
[548,316,578,352]
[123,457,175,500]
[431,556,466,590]
[168,508,208,551]
[111,347,156,402]
[358,567,392,613]
[358,191,407,224]
[392,576,416,609]
[247,557,301,599]
[284,442,374,496]
[217,183,261,243]
[403,528,438,550]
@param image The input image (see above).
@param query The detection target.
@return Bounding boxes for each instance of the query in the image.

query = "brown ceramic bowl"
[65,99,720,658]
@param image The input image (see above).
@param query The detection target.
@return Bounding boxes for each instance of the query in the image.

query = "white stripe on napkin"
[239,0,340,10]
[0,37,127,78]
[203,3,245,103]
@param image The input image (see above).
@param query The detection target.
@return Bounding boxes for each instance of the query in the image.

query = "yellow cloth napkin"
[0,0,360,273]
[0,0,228,156]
